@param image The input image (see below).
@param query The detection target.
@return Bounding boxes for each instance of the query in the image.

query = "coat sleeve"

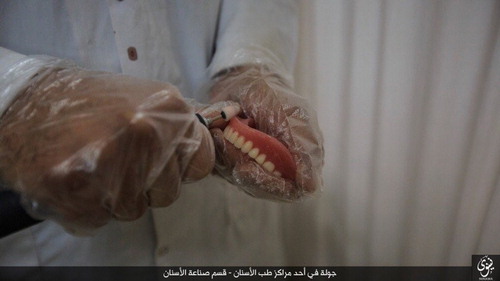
[0,47,49,117]
[209,0,299,81]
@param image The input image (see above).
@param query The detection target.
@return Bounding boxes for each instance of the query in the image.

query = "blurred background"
[284,0,500,266]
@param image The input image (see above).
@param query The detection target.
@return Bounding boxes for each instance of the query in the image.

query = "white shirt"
[0,0,298,266]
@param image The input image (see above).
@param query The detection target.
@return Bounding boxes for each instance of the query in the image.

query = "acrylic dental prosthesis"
[197,103,297,182]
[222,116,296,181]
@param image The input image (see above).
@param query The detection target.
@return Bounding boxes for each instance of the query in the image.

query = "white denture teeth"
[229,131,239,143]
[248,148,260,159]
[223,127,280,177]
[262,161,275,172]
[234,136,245,148]
[255,154,266,165]
[241,141,253,153]
[223,127,232,139]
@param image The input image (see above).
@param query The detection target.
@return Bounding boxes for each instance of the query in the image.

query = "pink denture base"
[223,117,296,181]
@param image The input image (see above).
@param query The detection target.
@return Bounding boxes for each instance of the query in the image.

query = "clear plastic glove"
[0,59,214,233]
[210,64,324,202]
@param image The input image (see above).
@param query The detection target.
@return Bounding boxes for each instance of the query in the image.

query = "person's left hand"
[0,64,214,232]
[209,65,324,201]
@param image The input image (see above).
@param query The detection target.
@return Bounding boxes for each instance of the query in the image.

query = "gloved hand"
[209,64,324,201]
[0,59,214,233]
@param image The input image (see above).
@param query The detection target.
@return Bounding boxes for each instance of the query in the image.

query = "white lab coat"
[0,0,299,266]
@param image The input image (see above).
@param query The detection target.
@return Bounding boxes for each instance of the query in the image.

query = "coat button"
[127,47,138,61]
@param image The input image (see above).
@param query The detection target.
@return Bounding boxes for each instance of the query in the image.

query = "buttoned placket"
[107,0,184,265]
[107,0,182,84]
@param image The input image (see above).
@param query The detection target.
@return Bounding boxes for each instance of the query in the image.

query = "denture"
[223,117,297,181]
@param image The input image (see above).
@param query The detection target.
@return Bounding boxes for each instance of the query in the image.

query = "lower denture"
[223,117,297,181]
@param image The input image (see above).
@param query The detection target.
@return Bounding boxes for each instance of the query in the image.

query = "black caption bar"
[0,266,471,281]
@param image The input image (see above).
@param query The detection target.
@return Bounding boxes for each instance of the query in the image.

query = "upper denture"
[223,117,296,181]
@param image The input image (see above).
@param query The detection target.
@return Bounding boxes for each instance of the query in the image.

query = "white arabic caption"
[162,267,337,279]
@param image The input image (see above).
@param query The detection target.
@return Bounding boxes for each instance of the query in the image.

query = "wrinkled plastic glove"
[209,65,324,201]
[0,59,214,233]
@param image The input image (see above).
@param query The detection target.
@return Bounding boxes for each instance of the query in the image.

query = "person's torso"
[0,0,220,100]
[0,0,288,266]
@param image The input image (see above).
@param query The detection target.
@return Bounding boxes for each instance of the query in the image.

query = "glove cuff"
[209,47,294,87]
[0,53,72,118]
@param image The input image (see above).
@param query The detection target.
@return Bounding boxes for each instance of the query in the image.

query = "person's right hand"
[209,65,324,202]
[0,64,214,233]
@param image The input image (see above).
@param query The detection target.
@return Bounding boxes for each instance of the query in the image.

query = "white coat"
[0,0,299,266]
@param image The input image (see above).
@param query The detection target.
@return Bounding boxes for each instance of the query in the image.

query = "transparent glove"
[210,64,324,201]
[0,58,214,233]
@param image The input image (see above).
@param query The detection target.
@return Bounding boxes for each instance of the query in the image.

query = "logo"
[478,256,495,279]
[474,255,499,281]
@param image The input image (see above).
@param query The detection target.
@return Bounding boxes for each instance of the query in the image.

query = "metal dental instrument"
[196,105,241,128]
